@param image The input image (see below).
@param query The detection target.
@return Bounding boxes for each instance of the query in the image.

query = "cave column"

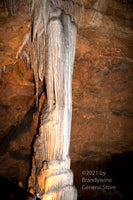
[28,2,77,200]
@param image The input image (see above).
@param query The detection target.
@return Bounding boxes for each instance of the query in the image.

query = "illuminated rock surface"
[0,0,133,200]
[28,1,77,199]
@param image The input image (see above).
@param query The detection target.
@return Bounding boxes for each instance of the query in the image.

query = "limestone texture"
[0,0,133,200]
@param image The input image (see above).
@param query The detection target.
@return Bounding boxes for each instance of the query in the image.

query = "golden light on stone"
[28,0,78,199]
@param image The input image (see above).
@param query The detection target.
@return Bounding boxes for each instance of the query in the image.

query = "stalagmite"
[28,0,84,199]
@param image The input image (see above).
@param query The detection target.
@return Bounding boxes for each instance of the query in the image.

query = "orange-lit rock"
[0,0,133,200]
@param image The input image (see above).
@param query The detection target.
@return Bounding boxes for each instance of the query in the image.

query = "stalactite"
[29,0,85,106]
[4,0,84,106]
[28,0,80,199]
[31,0,85,38]
[4,0,15,16]
[1,0,85,199]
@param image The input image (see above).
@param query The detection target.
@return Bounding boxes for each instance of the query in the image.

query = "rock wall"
[0,0,133,199]
[70,0,133,162]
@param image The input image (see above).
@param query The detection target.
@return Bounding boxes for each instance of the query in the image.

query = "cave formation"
[28,1,78,199]
[0,0,133,200]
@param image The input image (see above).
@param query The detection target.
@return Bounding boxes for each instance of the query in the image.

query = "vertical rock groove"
[28,1,78,199]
